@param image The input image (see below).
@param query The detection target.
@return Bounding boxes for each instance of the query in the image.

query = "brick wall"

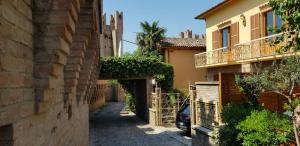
[0,0,36,144]
[0,0,102,145]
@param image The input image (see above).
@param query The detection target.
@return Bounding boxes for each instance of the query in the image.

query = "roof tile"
[161,38,206,48]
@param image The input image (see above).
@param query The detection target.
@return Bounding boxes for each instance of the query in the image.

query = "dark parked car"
[175,103,191,132]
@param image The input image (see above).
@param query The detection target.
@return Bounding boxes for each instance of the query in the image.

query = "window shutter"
[251,13,261,40]
[212,30,220,49]
[230,22,239,50]
[261,13,266,37]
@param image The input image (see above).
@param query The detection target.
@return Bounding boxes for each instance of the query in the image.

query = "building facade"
[195,0,284,80]
[191,0,287,145]
[0,0,106,145]
[162,30,207,90]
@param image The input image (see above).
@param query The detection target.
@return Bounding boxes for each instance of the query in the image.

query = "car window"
[182,105,190,115]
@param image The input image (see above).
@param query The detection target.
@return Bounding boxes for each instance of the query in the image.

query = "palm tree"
[136,21,167,55]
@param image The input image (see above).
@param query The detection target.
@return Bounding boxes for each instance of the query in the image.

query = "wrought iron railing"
[195,33,285,68]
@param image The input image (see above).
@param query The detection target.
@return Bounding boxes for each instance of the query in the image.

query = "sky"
[104,0,222,53]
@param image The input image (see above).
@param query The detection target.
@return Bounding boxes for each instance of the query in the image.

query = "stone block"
[70,49,85,57]
[192,127,216,146]
[0,55,24,72]
[0,89,24,107]
[70,3,79,23]
[22,0,32,6]
[23,88,34,102]
[65,72,79,79]
[0,1,33,34]
[64,64,81,72]
[16,0,32,20]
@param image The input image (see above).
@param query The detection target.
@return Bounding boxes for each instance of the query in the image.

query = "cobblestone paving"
[90,102,188,146]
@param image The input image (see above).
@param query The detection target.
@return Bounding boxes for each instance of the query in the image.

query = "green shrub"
[168,94,177,106]
[235,75,267,107]
[125,93,135,112]
[100,56,174,92]
[108,80,118,86]
[214,103,256,146]
[173,88,190,101]
[237,110,293,146]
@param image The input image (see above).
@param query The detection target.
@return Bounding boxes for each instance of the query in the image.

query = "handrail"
[195,33,288,67]
[196,32,288,57]
[195,47,228,56]
[235,32,284,47]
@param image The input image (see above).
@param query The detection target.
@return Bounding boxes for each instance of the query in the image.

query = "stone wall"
[191,127,215,146]
[101,11,123,57]
[191,82,220,146]
[89,80,109,112]
[0,0,102,145]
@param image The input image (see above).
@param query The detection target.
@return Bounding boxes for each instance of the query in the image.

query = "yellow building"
[161,30,206,90]
[195,0,284,80]
[191,1,286,145]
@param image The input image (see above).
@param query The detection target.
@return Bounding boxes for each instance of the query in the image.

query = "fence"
[149,88,184,127]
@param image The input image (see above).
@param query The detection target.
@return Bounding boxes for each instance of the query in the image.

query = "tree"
[261,57,300,145]
[136,21,167,58]
[267,1,300,144]
[269,0,300,52]
[238,57,300,145]
[235,74,267,107]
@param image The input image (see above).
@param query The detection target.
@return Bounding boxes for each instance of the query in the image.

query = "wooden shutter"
[212,30,220,49]
[261,13,266,37]
[230,22,239,50]
[251,13,261,40]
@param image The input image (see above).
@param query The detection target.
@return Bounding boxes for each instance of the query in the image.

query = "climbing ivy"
[100,56,174,91]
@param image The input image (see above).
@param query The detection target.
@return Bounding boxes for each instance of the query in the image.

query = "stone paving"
[90,102,191,146]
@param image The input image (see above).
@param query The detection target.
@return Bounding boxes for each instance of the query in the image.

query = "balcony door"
[212,22,239,63]
[221,27,230,50]
[262,10,283,56]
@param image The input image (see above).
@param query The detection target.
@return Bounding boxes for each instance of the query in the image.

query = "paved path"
[90,102,189,146]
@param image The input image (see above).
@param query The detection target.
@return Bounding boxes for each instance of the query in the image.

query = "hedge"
[100,56,174,91]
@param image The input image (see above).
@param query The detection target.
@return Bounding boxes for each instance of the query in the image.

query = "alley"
[90,102,188,146]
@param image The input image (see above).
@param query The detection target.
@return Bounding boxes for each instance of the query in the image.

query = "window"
[265,11,283,36]
[221,27,230,49]
[276,15,283,29]
[182,105,190,115]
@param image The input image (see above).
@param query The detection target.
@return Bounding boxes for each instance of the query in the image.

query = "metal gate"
[150,88,186,127]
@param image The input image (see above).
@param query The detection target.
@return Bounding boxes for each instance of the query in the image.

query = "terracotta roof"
[195,0,234,20]
[161,38,206,48]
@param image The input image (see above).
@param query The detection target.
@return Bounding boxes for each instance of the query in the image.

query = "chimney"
[194,34,200,39]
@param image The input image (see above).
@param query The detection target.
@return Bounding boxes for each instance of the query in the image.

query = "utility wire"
[123,39,138,45]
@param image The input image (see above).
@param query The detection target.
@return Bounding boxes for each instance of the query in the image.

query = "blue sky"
[104,0,222,53]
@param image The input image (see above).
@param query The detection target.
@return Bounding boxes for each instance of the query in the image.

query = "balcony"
[195,33,286,68]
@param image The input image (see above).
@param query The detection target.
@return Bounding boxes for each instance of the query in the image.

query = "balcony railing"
[195,33,286,68]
